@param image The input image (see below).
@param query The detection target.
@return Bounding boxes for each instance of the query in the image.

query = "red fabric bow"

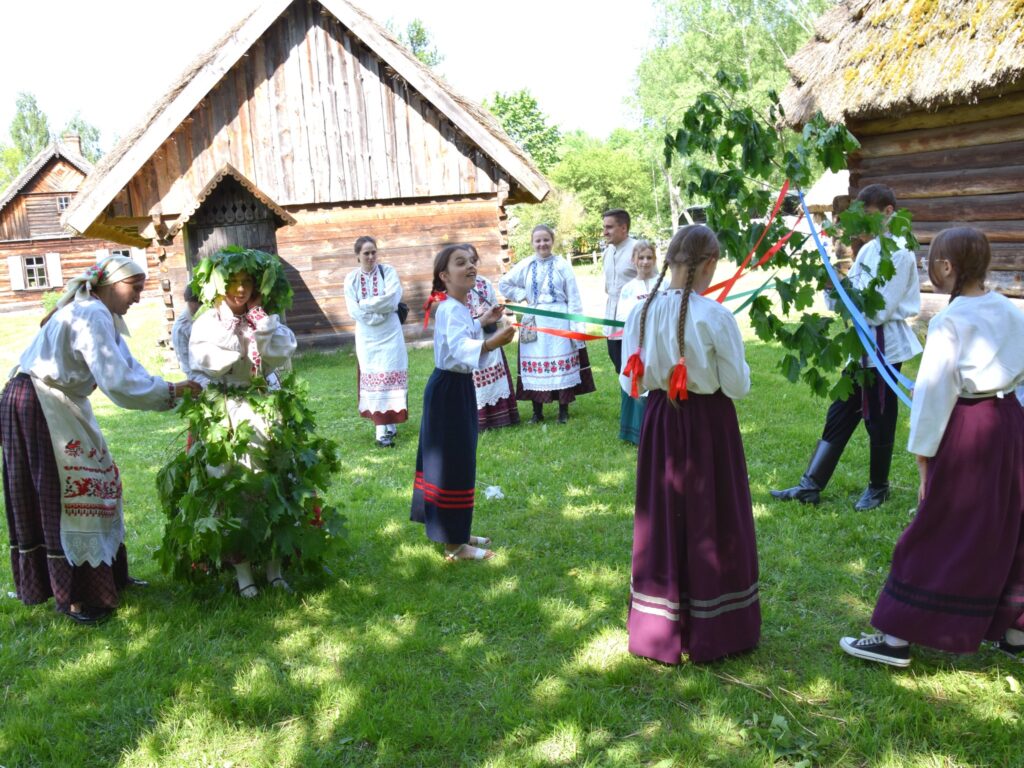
[422,290,448,329]
[622,349,645,398]
[668,357,689,401]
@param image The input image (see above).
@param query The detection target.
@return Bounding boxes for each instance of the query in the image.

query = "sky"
[0,0,660,152]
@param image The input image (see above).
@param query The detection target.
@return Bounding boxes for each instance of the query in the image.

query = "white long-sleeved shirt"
[19,299,172,410]
[432,297,485,373]
[615,275,659,323]
[189,302,297,387]
[619,290,751,399]
[908,291,1024,457]
[826,236,922,365]
[344,264,403,327]
[603,236,638,322]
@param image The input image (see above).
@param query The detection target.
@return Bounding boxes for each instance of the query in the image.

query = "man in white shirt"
[771,184,922,511]
[602,209,637,374]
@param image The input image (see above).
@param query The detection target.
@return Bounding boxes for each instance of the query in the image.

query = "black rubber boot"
[557,404,569,424]
[530,401,544,424]
[855,443,893,511]
[770,439,843,504]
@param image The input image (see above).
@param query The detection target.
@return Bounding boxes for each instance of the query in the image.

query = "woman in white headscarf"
[1,255,199,624]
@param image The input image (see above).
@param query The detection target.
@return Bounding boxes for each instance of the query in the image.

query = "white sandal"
[469,535,492,547]
[444,543,494,562]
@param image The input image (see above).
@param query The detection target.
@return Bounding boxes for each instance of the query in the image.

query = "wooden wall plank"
[903,192,1024,222]
[857,165,1024,199]
[856,114,1024,159]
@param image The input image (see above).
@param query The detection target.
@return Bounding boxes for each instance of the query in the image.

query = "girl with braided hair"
[841,226,1024,667]
[619,224,760,664]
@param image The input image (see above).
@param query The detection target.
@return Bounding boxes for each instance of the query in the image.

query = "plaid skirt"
[2,374,129,611]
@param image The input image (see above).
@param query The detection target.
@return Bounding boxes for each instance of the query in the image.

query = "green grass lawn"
[1,310,1022,767]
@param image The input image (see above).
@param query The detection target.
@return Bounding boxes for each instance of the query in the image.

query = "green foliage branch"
[156,373,346,581]
[665,71,918,400]
[190,246,294,316]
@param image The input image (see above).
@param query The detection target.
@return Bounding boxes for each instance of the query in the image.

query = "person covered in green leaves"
[158,247,343,597]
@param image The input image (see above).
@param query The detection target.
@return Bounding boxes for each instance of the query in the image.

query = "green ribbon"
[731,272,777,315]
[503,304,625,328]
[504,275,777,327]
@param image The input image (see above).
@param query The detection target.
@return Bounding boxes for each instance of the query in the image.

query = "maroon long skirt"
[1,374,129,612]
[871,396,1024,652]
[515,346,598,405]
[629,389,761,664]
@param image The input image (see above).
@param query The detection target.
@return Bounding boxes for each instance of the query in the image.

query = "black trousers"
[607,339,623,374]
[821,364,901,486]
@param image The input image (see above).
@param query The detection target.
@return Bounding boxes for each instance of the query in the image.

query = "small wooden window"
[56,195,72,212]
[24,255,48,288]
[110,248,132,258]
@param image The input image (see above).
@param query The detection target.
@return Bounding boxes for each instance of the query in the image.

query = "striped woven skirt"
[871,396,1024,652]
[629,390,761,664]
[1,374,129,612]
[411,369,478,544]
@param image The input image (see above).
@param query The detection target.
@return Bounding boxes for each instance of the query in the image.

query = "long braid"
[624,259,671,397]
[637,260,671,353]
[677,260,698,362]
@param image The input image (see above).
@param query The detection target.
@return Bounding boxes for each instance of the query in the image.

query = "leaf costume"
[157,248,344,579]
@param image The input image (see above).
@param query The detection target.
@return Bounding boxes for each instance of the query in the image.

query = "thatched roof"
[63,0,548,237]
[0,139,92,214]
[781,0,1024,126]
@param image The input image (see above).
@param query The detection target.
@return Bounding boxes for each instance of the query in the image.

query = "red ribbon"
[512,323,621,341]
[622,350,645,398]
[422,290,447,329]
[668,357,689,401]
[704,180,791,302]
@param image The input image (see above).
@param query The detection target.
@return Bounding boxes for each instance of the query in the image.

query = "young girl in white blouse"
[841,226,1024,667]
[619,225,760,664]
[616,240,659,445]
[412,245,515,561]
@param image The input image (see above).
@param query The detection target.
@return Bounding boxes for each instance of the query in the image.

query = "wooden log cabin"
[0,136,158,312]
[63,0,549,350]
[781,0,1024,312]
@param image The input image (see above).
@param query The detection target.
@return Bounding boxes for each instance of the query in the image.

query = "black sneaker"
[839,632,911,667]
[995,639,1024,661]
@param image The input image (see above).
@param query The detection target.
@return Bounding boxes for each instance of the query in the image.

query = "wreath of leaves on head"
[189,246,294,316]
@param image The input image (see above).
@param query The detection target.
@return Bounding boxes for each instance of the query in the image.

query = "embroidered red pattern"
[473,361,507,388]
[520,353,581,375]
[359,370,408,392]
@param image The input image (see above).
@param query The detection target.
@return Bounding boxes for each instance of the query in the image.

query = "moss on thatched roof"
[781,0,1024,126]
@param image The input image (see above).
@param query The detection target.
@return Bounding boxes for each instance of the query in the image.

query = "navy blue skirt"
[411,369,478,543]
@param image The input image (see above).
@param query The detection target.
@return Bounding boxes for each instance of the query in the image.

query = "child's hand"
[482,304,505,325]
[915,454,928,502]
[488,325,515,350]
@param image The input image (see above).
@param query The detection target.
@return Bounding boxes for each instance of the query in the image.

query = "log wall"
[849,88,1024,297]
[0,159,86,241]
[121,1,508,221]
[0,238,163,312]
[159,195,506,355]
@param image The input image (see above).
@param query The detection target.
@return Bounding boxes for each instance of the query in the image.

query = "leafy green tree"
[634,0,830,230]
[389,18,443,68]
[61,112,103,162]
[10,92,50,159]
[484,89,561,173]
[665,71,916,401]
[550,131,660,245]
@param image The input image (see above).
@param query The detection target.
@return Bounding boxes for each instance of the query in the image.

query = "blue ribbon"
[798,191,914,408]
